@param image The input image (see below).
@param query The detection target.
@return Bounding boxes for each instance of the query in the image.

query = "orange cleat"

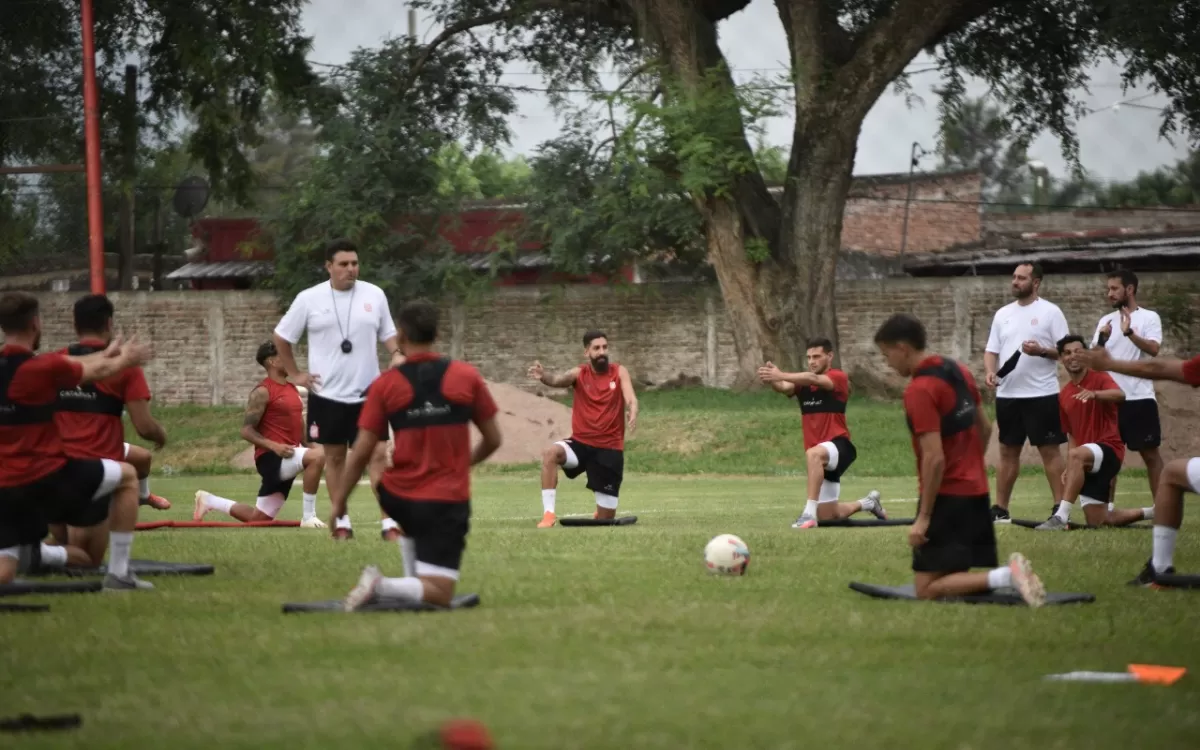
[142,493,172,511]
[537,511,557,528]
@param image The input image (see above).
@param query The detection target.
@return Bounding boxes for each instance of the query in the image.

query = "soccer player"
[272,239,404,539]
[193,341,327,524]
[0,292,154,590]
[1082,345,1200,587]
[334,300,503,610]
[983,262,1070,522]
[1035,335,1153,530]
[756,337,886,528]
[528,330,639,528]
[874,312,1045,606]
[1091,270,1164,501]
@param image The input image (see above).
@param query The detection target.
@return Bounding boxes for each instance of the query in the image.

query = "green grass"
[132,388,1116,479]
[2,474,1197,749]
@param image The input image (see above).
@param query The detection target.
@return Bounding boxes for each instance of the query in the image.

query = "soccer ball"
[704,533,750,576]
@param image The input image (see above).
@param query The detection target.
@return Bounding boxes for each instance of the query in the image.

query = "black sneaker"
[1128,558,1175,588]
[990,505,1011,523]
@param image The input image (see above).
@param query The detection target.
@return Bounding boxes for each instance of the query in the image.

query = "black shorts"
[377,488,470,574]
[995,395,1066,447]
[912,493,999,573]
[306,393,363,447]
[1118,399,1161,451]
[561,439,624,497]
[1080,443,1122,502]
[0,459,112,549]
[821,436,857,483]
[255,453,297,499]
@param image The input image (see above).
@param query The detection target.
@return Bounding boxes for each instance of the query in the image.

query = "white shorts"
[1187,457,1200,495]
[95,458,123,500]
[278,446,308,482]
[123,442,132,459]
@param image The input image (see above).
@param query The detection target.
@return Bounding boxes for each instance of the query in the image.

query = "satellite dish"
[172,176,210,219]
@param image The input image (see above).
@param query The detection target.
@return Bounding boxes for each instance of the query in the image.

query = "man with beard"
[983,262,1071,522]
[528,330,639,528]
[1036,335,1154,530]
[874,312,1045,606]
[1090,269,1164,503]
[1081,345,1200,587]
[756,337,886,528]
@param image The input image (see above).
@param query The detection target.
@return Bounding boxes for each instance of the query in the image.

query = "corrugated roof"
[903,233,1200,275]
[166,260,275,280]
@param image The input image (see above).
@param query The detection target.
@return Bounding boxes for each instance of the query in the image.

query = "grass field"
[4,388,1192,749]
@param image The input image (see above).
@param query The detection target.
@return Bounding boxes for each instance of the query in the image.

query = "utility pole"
[899,141,928,257]
[408,9,417,41]
[118,64,138,291]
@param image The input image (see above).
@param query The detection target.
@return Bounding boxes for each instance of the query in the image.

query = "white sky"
[302,0,1193,183]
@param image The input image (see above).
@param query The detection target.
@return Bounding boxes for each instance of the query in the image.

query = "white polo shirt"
[986,297,1071,399]
[274,279,397,404]
[1091,307,1162,401]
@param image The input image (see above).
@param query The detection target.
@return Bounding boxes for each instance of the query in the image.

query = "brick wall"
[5,271,1198,404]
[841,171,982,256]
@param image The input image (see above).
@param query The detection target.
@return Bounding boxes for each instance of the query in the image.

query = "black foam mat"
[282,592,481,613]
[849,581,1095,606]
[54,559,215,578]
[817,517,913,527]
[1153,573,1200,589]
[0,602,50,613]
[0,579,101,597]
[559,515,638,527]
[1010,518,1149,531]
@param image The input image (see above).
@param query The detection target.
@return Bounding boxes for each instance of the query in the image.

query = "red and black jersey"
[794,368,850,449]
[253,377,305,460]
[570,363,626,450]
[904,356,988,498]
[358,352,499,502]
[0,346,84,487]
[1059,370,1125,463]
[54,338,151,461]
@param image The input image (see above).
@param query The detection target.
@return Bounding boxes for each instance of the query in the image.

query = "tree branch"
[776,0,853,102]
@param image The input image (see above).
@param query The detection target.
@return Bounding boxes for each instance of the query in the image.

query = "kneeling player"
[528,330,638,527]
[757,337,886,528]
[874,313,1045,606]
[1036,336,1152,530]
[1082,345,1200,586]
[194,341,326,524]
[334,301,502,610]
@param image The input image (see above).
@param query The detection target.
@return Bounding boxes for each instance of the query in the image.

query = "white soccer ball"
[704,533,750,576]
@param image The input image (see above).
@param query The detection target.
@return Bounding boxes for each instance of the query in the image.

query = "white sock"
[987,566,1013,590]
[302,493,318,520]
[1055,501,1071,522]
[1152,526,1178,573]
[108,531,133,578]
[381,517,400,532]
[376,576,424,603]
[542,489,556,514]
[336,515,352,530]
[1142,507,1154,520]
[803,499,818,517]
[1108,502,1115,513]
[39,543,68,568]
[206,494,236,515]
[399,537,416,578]
[138,477,149,500]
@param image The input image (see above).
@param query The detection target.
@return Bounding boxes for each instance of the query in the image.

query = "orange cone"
[440,718,494,750]
[1128,664,1187,686]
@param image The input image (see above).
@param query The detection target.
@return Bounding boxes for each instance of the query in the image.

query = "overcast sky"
[302,0,1192,184]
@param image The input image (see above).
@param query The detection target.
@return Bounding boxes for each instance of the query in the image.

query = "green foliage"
[262,36,516,307]
[936,95,1035,210]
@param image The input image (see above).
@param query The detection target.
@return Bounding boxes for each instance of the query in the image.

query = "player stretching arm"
[757,337,885,528]
[193,342,326,525]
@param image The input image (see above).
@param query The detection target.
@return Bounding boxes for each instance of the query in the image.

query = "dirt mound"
[230,381,571,469]
[985,381,1200,469]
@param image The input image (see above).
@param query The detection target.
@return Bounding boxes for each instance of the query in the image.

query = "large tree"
[397,0,1199,386]
[0,0,323,200]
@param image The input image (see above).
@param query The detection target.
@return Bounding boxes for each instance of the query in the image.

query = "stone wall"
[5,271,1199,405]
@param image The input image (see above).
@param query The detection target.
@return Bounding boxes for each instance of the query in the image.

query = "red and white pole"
[81,0,106,294]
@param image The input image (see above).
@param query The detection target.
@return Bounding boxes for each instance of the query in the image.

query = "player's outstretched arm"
[239,387,285,456]
[1085,348,1194,385]
[528,361,579,388]
[69,336,152,384]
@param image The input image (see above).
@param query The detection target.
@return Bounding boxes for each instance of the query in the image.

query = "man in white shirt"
[1091,269,1164,500]
[983,262,1071,522]
[273,239,404,540]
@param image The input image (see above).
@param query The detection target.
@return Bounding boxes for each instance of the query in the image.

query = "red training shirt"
[904,356,989,498]
[1183,354,1200,387]
[1059,370,1125,464]
[358,352,499,502]
[570,363,626,451]
[0,346,84,487]
[54,338,151,461]
[253,377,305,460]
[796,368,851,449]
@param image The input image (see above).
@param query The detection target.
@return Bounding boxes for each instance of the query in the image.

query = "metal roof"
[166,260,275,280]
[903,233,1200,275]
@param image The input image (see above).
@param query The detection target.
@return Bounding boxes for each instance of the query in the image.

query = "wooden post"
[151,201,164,291]
[118,64,138,291]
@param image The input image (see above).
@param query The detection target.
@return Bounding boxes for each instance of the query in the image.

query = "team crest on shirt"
[609,380,616,390]
[364,303,372,312]
[310,423,319,439]
[1031,318,1038,325]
